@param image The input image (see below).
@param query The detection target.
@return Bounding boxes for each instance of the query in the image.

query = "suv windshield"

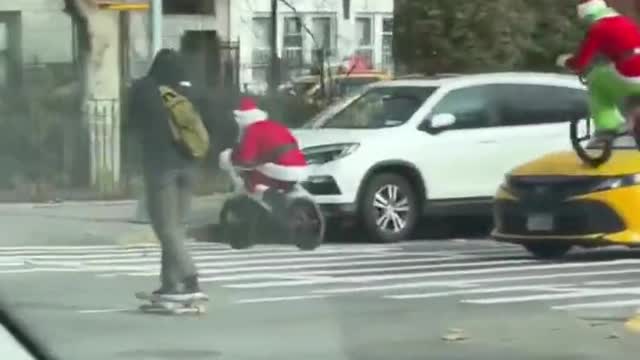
[320,86,438,129]
[587,133,637,149]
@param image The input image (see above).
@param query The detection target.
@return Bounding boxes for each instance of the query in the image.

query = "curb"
[0,193,229,210]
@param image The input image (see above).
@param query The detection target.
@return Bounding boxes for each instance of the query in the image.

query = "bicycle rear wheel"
[569,117,612,167]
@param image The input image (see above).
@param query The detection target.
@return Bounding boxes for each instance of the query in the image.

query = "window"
[163,0,215,15]
[311,17,335,51]
[283,17,303,68]
[381,18,393,70]
[429,84,589,130]
[429,85,503,129]
[0,23,6,87]
[333,77,381,97]
[498,85,589,126]
[355,17,373,66]
[322,86,437,129]
[251,17,271,84]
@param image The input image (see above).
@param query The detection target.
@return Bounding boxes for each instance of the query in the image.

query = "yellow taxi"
[492,134,640,258]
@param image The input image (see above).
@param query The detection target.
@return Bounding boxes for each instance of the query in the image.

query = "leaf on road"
[442,328,468,342]
[624,315,640,334]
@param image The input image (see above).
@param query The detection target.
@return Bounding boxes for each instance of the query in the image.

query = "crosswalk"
[1,241,640,313]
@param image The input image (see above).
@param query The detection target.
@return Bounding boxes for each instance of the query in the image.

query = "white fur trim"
[234,108,268,128]
[257,163,309,182]
[613,65,640,84]
[578,0,607,19]
[219,149,233,171]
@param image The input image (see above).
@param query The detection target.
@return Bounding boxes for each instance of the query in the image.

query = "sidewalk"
[0,194,227,247]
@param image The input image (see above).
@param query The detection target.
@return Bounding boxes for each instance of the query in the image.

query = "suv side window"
[497,84,588,126]
[429,85,503,130]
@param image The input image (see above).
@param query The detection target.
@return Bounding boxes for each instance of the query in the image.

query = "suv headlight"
[302,143,360,165]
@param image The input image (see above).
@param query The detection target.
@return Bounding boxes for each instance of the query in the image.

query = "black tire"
[570,117,612,167]
[286,198,325,251]
[524,243,572,259]
[358,173,420,243]
[219,197,255,250]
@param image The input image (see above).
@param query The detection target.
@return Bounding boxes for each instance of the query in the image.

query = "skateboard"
[135,292,207,315]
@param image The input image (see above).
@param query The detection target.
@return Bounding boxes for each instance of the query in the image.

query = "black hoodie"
[128,49,199,179]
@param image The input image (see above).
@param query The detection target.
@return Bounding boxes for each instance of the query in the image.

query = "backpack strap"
[158,85,179,103]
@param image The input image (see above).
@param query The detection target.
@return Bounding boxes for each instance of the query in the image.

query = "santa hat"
[577,0,616,21]
[233,97,267,128]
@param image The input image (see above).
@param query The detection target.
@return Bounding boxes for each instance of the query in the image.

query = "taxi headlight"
[592,174,640,192]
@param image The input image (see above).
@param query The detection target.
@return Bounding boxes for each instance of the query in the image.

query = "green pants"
[587,65,640,131]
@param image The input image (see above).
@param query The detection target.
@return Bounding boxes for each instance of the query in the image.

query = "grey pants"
[145,169,198,291]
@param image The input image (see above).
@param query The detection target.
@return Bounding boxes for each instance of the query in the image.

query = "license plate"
[526,213,553,231]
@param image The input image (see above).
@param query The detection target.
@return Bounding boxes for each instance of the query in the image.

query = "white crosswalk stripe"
[1,241,639,313]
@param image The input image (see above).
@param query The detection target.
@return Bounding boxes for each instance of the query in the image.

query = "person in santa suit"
[219,97,309,209]
[557,0,640,138]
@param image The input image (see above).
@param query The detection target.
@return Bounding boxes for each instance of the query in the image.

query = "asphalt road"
[1,238,640,360]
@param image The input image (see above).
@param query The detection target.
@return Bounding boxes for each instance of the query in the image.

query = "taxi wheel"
[524,243,572,259]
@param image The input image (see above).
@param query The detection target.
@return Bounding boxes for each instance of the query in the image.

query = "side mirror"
[430,113,456,129]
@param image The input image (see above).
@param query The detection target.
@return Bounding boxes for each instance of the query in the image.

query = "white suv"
[292,72,589,243]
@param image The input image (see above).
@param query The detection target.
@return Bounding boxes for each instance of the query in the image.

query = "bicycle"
[566,67,640,167]
[218,165,325,251]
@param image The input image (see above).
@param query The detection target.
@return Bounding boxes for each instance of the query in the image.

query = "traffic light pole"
[133,0,163,223]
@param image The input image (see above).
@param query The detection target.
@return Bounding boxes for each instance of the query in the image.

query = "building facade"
[228,0,394,92]
[0,0,74,88]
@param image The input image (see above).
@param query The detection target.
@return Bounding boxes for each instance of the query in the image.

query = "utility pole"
[133,0,163,224]
[150,0,163,55]
[268,0,279,93]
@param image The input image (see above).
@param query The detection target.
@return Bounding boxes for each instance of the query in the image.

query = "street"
[1,226,640,360]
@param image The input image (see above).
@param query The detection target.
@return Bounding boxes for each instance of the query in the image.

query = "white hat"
[233,97,267,129]
[577,0,610,20]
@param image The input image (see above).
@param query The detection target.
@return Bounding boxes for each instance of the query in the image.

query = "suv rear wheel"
[359,173,419,243]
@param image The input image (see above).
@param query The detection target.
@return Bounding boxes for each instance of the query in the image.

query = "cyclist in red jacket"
[219,97,308,206]
[558,0,640,138]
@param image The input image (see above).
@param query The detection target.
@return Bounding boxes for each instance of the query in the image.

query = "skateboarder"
[127,49,207,302]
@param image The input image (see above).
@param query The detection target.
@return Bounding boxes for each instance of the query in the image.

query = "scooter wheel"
[219,197,254,250]
[286,198,325,251]
[569,117,612,167]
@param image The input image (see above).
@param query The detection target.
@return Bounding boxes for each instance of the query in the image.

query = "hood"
[510,150,640,177]
[292,128,383,149]
[148,49,186,87]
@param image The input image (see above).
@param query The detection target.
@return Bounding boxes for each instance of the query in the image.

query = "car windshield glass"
[334,77,381,97]
[319,86,438,129]
[294,81,316,94]
[586,133,637,149]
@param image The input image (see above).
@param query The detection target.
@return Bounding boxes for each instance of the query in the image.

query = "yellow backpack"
[158,85,210,159]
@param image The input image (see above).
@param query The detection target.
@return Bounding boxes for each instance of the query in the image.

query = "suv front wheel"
[359,173,419,243]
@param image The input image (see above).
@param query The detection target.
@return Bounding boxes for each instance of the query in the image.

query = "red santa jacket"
[231,119,308,192]
[566,15,640,77]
